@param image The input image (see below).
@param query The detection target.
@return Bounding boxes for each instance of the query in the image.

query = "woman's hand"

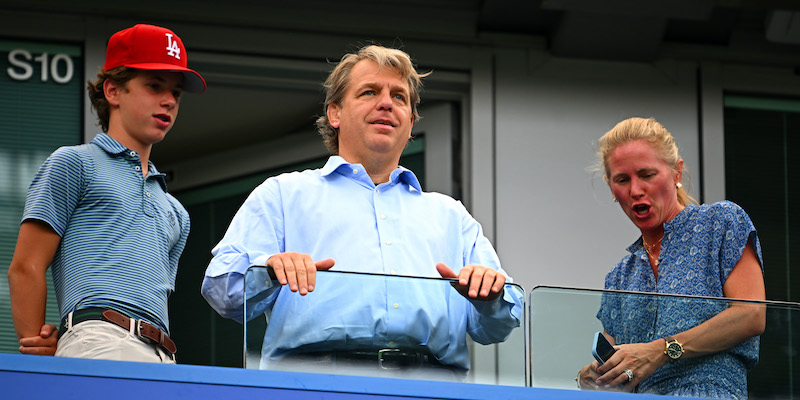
[595,340,668,391]
[577,361,602,390]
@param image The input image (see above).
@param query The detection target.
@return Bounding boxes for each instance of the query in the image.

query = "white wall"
[491,48,701,291]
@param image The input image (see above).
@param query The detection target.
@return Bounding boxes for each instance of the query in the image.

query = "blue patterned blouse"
[597,201,763,399]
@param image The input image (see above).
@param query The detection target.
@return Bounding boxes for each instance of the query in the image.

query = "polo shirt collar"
[92,133,128,155]
[91,133,169,192]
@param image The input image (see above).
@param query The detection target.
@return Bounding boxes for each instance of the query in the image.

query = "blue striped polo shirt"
[23,133,190,333]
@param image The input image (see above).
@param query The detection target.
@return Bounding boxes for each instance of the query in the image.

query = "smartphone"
[592,331,616,364]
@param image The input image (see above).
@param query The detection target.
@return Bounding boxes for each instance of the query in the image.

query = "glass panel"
[529,286,800,399]
[244,266,526,385]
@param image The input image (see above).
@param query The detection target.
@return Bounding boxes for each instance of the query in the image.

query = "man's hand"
[267,252,335,295]
[19,324,58,356]
[436,263,505,301]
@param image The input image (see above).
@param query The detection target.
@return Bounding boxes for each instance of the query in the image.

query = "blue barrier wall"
[0,353,674,400]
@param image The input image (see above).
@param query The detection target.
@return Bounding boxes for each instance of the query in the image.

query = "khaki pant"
[56,319,175,364]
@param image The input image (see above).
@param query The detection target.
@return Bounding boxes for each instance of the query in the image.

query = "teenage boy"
[8,24,206,363]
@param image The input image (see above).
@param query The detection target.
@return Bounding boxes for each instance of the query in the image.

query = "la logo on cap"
[165,33,181,60]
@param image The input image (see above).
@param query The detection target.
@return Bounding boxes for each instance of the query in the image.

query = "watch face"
[666,342,683,359]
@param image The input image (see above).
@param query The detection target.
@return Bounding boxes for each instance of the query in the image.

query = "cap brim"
[125,62,207,93]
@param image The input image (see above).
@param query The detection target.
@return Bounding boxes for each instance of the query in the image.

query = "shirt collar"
[321,156,422,193]
[390,166,422,193]
[91,133,169,192]
[92,132,128,155]
[664,203,696,231]
[626,203,697,254]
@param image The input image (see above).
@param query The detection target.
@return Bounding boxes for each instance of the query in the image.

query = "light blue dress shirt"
[202,156,522,370]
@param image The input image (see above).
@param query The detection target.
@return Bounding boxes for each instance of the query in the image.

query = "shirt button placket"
[375,186,393,274]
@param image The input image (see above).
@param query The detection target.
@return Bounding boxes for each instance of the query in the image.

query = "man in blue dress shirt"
[202,45,521,379]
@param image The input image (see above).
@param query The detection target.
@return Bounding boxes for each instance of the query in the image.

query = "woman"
[578,117,766,399]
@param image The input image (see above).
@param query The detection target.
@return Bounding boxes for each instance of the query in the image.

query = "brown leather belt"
[59,308,177,354]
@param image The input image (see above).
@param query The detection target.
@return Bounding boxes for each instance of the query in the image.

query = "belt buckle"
[135,320,157,344]
[378,348,401,370]
[135,320,148,342]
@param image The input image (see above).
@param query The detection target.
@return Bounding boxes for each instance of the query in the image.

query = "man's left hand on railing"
[436,263,505,301]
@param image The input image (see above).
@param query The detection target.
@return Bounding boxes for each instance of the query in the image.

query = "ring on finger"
[624,369,634,382]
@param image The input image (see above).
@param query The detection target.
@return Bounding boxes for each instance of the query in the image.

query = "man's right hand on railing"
[266,252,335,295]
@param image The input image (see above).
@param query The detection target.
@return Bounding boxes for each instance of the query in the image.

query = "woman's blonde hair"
[597,117,698,206]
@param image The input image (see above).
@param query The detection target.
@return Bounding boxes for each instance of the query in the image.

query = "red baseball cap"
[104,24,206,93]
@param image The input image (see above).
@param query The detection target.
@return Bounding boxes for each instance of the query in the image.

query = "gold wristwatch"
[664,336,684,360]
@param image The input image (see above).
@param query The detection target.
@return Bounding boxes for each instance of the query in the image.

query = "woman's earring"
[676,182,683,189]
[612,196,618,203]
